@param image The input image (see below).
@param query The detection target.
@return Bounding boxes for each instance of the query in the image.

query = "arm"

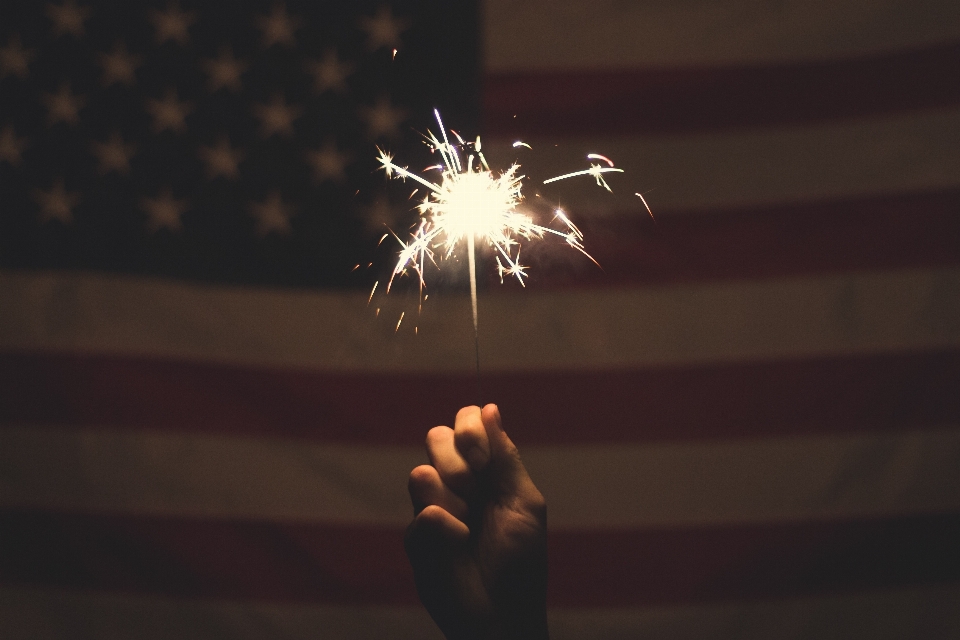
[405,404,549,640]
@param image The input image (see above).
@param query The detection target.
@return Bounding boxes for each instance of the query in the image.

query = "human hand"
[405,404,548,640]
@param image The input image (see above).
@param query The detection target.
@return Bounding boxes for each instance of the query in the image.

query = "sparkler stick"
[375,110,624,400]
[466,232,481,402]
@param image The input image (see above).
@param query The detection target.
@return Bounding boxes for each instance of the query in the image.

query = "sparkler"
[374,109,624,395]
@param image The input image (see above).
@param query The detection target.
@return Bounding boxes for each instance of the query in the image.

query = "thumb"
[480,404,536,498]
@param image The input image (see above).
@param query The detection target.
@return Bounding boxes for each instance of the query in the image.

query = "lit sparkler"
[374,109,623,386]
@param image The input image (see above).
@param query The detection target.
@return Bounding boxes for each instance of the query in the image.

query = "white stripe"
[534,429,960,528]
[484,0,960,69]
[3,426,959,528]
[3,585,959,640]
[2,267,958,372]
[485,107,960,214]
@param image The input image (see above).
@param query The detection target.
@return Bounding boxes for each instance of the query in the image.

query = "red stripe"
[549,513,960,607]
[1,350,958,445]
[0,510,414,605]
[512,189,960,288]
[483,42,960,136]
[2,509,958,607]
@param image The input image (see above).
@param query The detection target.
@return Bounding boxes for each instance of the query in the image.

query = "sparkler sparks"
[373,109,624,387]
[542,161,624,192]
[376,110,618,296]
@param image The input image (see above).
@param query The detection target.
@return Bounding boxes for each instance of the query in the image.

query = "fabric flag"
[2,0,960,638]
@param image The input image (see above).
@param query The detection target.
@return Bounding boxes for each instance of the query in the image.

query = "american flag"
[2,0,960,638]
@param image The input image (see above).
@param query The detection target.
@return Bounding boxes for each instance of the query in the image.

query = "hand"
[406,404,548,640]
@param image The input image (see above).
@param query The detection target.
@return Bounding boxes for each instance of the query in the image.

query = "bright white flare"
[375,110,615,293]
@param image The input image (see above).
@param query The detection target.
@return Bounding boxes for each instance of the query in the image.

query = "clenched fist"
[405,404,549,640]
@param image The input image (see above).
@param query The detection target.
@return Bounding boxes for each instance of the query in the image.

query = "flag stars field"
[0,1,422,238]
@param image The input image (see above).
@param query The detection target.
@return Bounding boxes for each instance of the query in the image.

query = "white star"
[360,5,409,51]
[148,1,195,46]
[305,49,353,94]
[46,0,91,38]
[362,196,401,232]
[255,3,301,48]
[34,178,79,223]
[0,126,28,166]
[146,89,192,134]
[198,136,243,179]
[142,188,188,232]
[97,41,141,86]
[42,83,85,126]
[1,35,34,79]
[250,191,293,236]
[252,94,302,138]
[201,47,245,92]
[91,132,135,174]
[361,96,406,140]
[306,142,350,183]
